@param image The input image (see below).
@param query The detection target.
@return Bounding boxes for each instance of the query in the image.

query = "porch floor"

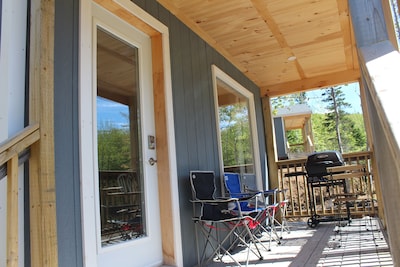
[204,216,393,266]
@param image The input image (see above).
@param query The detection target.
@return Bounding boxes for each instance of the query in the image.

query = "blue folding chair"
[224,172,282,250]
[224,172,261,212]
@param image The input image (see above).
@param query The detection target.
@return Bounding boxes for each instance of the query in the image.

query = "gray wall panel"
[54,0,83,266]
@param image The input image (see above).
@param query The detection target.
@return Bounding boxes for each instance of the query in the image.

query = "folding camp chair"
[190,171,266,266]
[224,172,281,251]
[275,189,290,237]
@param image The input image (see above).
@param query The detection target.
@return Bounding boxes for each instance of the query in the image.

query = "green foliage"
[311,113,366,152]
[286,129,303,153]
[320,86,364,153]
[271,92,307,115]
[98,123,132,171]
[271,86,367,154]
[219,103,253,167]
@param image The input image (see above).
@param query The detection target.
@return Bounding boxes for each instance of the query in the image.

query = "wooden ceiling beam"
[336,0,357,70]
[250,0,306,79]
[261,69,360,97]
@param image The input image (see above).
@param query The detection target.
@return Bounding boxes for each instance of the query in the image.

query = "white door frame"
[79,1,182,266]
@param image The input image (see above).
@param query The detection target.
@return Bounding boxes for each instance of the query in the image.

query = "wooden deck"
[204,217,393,267]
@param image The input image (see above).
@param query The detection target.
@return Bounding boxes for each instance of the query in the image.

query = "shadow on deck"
[204,217,393,267]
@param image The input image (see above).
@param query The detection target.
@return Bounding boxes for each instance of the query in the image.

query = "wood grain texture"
[158,0,360,95]
[6,156,19,267]
[28,0,58,266]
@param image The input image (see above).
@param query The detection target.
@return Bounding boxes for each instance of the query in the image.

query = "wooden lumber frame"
[29,0,58,266]
[349,0,400,266]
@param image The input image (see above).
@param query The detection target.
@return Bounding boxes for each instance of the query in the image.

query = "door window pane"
[96,27,145,246]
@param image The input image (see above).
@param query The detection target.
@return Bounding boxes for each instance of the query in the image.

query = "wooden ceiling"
[157,0,360,97]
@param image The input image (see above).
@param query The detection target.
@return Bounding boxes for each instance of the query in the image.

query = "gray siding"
[133,1,267,265]
[54,0,83,266]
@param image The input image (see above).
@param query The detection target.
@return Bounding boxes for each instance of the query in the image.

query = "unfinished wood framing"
[261,97,279,194]
[28,0,58,266]
[6,156,19,267]
[152,33,176,265]
[349,0,400,265]
[261,69,360,97]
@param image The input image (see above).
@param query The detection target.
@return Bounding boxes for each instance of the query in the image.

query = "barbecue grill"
[305,151,350,227]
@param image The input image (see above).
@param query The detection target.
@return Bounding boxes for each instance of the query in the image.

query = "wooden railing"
[277,151,377,218]
[0,124,40,267]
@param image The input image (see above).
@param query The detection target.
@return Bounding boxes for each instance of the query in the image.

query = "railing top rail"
[0,123,40,166]
[276,151,372,167]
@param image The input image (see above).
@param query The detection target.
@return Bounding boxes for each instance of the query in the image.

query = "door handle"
[148,157,157,166]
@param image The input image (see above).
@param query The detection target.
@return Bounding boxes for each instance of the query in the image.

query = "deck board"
[204,217,393,266]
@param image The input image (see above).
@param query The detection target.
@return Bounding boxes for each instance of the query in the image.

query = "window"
[212,65,262,191]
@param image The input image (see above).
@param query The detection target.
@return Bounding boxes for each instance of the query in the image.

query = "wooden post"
[349,1,400,265]
[261,97,279,192]
[29,0,58,266]
[6,155,19,267]
[152,33,176,266]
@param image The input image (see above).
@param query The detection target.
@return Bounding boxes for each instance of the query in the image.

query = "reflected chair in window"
[100,172,143,244]
[190,171,266,266]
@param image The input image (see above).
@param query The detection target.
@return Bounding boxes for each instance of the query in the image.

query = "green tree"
[317,86,367,153]
[219,103,253,167]
[271,87,367,155]
[97,122,131,170]
[321,86,351,153]
[271,92,307,115]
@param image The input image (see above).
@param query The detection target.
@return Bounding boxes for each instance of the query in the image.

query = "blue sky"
[305,82,362,114]
[97,97,129,129]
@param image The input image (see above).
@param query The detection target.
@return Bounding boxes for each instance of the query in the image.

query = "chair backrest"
[190,171,237,220]
[190,171,216,200]
[117,173,134,193]
[224,172,242,196]
[242,173,257,191]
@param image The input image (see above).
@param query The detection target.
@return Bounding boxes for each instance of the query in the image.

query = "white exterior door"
[81,4,162,266]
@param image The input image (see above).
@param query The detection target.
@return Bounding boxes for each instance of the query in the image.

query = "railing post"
[6,155,19,267]
[262,97,279,191]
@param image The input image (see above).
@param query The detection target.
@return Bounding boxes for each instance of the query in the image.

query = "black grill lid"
[305,151,344,177]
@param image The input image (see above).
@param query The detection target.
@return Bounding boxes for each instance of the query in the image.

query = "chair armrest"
[190,197,239,204]
[228,192,261,201]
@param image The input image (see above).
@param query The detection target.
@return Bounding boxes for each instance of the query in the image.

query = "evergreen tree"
[321,86,352,153]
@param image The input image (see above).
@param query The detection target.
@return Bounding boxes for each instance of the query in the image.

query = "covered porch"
[1,0,400,266]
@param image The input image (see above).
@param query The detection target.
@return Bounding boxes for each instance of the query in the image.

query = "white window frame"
[211,65,263,191]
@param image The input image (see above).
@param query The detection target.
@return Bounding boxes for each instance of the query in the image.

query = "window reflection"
[216,78,254,175]
[96,27,145,246]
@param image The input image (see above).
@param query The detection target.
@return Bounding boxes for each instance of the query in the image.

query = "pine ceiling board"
[247,63,301,85]
[296,49,347,77]
[267,0,341,46]
[225,36,281,57]
[183,1,253,22]
[157,0,359,96]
